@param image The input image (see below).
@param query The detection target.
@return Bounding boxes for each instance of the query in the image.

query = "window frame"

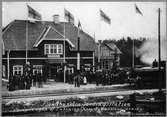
[57,44,63,54]
[45,44,50,55]
[33,65,43,75]
[44,44,63,55]
[13,65,23,75]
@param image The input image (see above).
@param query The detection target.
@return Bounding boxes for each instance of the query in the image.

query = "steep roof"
[3,20,96,51]
[104,42,122,54]
[94,42,122,57]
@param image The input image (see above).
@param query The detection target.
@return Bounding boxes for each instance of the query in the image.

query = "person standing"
[74,73,78,87]
[23,61,33,90]
[9,73,14,91]
[73,71,81,87]
[77,73,81,87]
[95,71,100,86]
[83,75,87,85]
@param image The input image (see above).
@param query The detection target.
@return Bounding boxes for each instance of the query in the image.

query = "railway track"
[2,88,132,100]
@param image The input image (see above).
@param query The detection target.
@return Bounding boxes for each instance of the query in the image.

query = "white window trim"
[44,44,50,55]
[57,44,63,54]
[2,65,6,77]
[13,65,23,75]
[33,65,43,75]
[44,44,63,55]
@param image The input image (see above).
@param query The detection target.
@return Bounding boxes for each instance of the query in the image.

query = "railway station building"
[2,16,121,82]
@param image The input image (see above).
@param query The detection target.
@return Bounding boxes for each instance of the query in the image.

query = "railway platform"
[2,82,130,99]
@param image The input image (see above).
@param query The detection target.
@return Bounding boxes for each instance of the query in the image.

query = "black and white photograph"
[1,1,166,116]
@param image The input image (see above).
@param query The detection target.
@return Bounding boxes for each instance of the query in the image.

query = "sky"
[2,2,166,41]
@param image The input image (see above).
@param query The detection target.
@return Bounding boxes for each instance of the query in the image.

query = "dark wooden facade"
[2,20,95,81]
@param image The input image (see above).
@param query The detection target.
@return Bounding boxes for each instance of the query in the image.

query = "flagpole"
[26,3,28,64]
[93,33,95,72]
[7,50,10,80]
[98,9,101,70]
[63,8,66,83]
[158,8,161,91]
[132,39,134,68]
[133,3,143,69]
[158,8,161,70]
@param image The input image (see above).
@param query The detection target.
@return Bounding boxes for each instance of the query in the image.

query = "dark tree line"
[104,37,147,67]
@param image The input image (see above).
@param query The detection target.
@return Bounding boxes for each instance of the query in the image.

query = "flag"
[64,8,74,24]
[27,5,42,20]
[135,4,143,16]
[100,9,111,24]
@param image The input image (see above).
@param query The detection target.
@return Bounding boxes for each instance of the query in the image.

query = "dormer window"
[45,44,63,55]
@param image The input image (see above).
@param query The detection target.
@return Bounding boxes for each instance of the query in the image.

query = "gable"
[105,43,122,54]
[94,42,122,57]
[34,26,75,48]
[45,26,64,39]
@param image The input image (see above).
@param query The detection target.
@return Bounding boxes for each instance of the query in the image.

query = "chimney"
[53,14,59,24]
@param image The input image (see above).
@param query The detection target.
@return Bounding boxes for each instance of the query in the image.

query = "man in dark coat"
[73,71,81,87]
[23,62,33,90]
[74,74,78,87]
[9,73,14,91]
[77,73,81,87]
[95,71,101,86]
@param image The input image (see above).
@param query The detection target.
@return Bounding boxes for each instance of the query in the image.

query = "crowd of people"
[8,62,129,91]
[8,72,45,91]
[8,62,46,91]
[65,69,128,87]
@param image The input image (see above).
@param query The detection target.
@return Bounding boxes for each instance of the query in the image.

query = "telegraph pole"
[132,39,135,69]
[158,8,161,70]
[158,8,161,91]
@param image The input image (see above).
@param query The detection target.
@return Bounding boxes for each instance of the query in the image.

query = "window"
[33,65,43,75]
[45,44,49,54]
[101,60,109,70]
[44,44,63,55]
[2,65,6,77]
[58,44,63,54]
[54,44,57,53]
[13,65,23,75]
[50,44,54,54]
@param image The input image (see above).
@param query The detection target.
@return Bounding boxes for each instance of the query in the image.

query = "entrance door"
[50,65,63,82]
